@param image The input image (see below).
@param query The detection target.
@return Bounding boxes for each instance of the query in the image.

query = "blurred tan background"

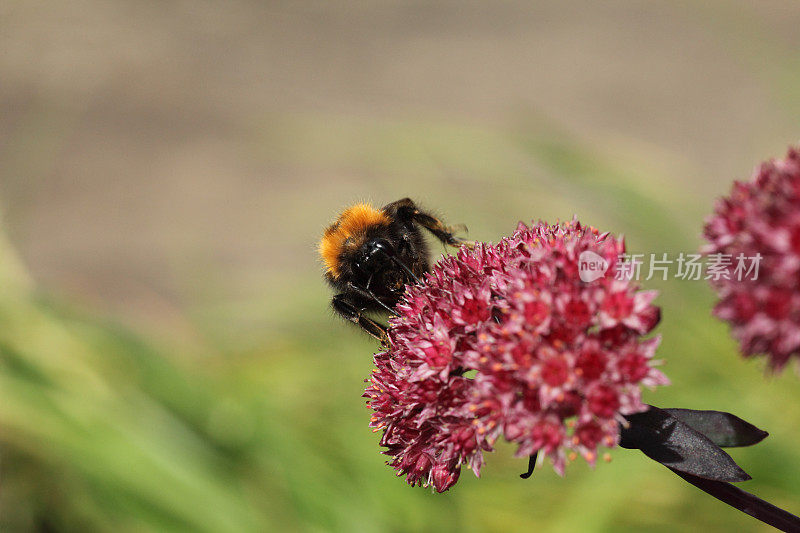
[2,2,800,531]
[3,0,798,340]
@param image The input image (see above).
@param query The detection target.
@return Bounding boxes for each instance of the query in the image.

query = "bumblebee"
[319,198,471,341]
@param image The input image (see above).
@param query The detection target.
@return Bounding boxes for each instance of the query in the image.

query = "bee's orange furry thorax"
[318,203,390,278]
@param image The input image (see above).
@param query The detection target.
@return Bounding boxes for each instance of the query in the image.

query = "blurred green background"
[2,1,800,531]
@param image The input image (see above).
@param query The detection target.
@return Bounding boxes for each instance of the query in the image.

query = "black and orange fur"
[319,198,471,341]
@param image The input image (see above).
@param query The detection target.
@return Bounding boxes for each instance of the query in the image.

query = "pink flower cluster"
[704,146,800,372]
[364,219,668,492]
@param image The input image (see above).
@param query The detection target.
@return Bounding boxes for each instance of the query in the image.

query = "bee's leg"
[345,281,398,316]
[386,198,475,248]
[332,294,388,342]
[413,211,475,248]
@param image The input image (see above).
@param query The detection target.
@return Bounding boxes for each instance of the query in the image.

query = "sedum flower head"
[704,146,800,372]
[364,219,667,492]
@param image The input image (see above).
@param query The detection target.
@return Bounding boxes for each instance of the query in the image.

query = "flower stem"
[519,452,538,479]
[670,468,800,532]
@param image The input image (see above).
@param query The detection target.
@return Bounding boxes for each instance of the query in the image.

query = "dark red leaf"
[620,405,751,482]
[663,408,768,448]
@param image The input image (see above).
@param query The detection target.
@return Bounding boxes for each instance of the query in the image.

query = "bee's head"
[354,238,395,275]
[318,203,391,279]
